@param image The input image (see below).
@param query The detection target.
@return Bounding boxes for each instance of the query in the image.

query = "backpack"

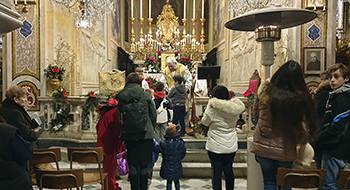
[156,98,168,123]
[120,94,148,134]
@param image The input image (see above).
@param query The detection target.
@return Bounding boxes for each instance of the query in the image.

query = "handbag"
[294,142,314,169]
[116,151,129,176]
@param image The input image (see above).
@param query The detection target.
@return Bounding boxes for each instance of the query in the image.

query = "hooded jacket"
[153,133,186,180]
[168,84,186,106]
[314,80,332,123]
[201,97,245,154]
[314,83,350,160]
[115,83,157,140]
[250,82,309,162]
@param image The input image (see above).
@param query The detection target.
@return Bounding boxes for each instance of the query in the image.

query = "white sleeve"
[183,70,193,89]
[160,74,169,89]
[142,80,150,90]
[194,79,208,97]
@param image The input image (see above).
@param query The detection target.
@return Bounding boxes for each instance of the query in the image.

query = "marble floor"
[33,177,248,190]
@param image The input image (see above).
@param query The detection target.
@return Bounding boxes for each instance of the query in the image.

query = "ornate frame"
[303,47,326,75]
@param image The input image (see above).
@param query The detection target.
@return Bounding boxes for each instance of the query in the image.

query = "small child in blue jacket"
[154,124,186,190]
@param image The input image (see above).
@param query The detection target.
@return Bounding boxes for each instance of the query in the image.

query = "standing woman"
[201,85,245,190]
[115,73,157,190]
[250,60,317,190]
[0,86,39,142]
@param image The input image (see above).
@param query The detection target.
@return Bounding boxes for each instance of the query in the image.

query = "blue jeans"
[256,155,293,190]
[321,153,348,190]
[167,179,180,190]
[172,106,186,136]
[208,151,236,190]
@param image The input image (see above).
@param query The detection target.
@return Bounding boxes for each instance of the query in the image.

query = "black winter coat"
[154,134,186,180]
[314,84,350,160]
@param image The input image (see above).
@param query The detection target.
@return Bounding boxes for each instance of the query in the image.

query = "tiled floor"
[33,177,248,190]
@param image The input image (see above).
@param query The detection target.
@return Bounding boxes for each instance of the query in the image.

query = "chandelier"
[229,0,290,16]
[130,0,206,62]
[51,0,114,28]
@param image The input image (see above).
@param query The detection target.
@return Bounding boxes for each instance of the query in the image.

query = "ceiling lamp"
[225,6,317,79]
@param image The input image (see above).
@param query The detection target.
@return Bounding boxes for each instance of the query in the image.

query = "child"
[153,82,173,142]
[314,63,350,189]
[167,75,186,137]
[154,124,186,190]
[135,67,150,90]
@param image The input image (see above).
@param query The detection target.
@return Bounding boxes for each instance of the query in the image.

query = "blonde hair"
[5,86,26,101]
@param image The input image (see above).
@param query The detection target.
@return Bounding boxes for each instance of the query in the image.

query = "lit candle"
[193,0,195,19]
[201,0,204,18]
[184,0,186,19]
[24,0,26,4]
[140,0,143,18]
[131,0,133,18]
[149,0,151,18]
[15,0,17,4]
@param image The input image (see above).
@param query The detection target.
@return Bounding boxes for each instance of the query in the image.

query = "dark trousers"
[207,151,236,190]
[172,106,186,136]
[125,140,153,190]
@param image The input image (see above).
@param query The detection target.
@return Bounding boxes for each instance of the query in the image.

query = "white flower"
[57,109,62,114]
[153,69,156,72]
[149,67,152,72]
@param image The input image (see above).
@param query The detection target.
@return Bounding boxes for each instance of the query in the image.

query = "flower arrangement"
[44,64,66,81]
[191,115,208,137]
[84,91,100,111]
[145,77,158,90]
[145,57,161,73]
[229,90,235,99]
[179,57,192,71]
[243,89,255,102]
[49,104,73,131]
[52,88,69,99]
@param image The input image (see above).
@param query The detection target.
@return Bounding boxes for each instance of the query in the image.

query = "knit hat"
[165,124,181,136]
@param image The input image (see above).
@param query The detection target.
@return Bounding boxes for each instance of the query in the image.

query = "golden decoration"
[156,3,179,46]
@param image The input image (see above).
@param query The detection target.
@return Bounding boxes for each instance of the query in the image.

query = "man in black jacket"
[314,63,350,189]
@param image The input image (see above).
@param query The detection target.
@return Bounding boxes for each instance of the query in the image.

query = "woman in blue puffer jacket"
[154,124,186,190]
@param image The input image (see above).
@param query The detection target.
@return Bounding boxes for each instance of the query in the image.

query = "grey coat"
[168,84,186,106]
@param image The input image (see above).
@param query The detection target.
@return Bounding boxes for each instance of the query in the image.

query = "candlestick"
[199,18,206,54]
[131,0,133,18]
[193,0,195,19]
[149,0,151,18]
[140,0,143,18]
[201,0,204,18]
[130,18,136,53]
[184,0,186,19]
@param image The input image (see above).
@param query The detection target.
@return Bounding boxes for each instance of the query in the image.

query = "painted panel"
[213,0,224,44]
[18,81,40,111]
[112,0,121,43]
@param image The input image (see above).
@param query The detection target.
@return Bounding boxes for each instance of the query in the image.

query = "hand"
[185,87,189,92]
[32,127,41,133]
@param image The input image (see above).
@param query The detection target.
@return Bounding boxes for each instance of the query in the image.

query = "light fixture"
[225,6,317,79]
[51,0,114,28]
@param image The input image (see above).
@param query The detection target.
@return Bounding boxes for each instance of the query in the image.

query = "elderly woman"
[0,86,39,142]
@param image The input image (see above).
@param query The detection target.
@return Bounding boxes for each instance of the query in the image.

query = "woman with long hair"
[201,85,245,190]
[250,60,317,190]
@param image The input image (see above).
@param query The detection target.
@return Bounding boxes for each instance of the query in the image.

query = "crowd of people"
[1,57,349,190]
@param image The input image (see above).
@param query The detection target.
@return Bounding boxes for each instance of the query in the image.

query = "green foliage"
[49,104,73,131]
[145,57,161,73]
[52,88,69,98]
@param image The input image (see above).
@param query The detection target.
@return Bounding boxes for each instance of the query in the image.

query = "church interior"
[0,0,349,189]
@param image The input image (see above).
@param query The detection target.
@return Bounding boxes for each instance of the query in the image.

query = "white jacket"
[201,97,245,154]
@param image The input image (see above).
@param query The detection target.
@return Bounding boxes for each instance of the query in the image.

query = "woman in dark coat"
[115,72,157,190]
[0,86,39,142]
[154,124,186,190]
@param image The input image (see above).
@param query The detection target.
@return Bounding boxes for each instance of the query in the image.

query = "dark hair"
[173,75,184,84]
[327,63,350,82]
[125,72,142,87]
[267,60,317,141]
[155,82,164,92]
[211,85,230,100]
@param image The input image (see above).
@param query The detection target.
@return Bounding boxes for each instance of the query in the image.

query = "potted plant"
[44,64,66,96]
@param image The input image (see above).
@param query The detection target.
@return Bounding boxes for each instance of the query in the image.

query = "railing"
[37,96,99,142]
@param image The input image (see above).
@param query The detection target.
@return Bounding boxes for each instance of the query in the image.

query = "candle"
[149,0,151,18]
[131,0,133,18]
[184,0,186,19]
[15,0,17,4]
[24,0,26,4]
[201,0,204,18]
[140,0,142,18]
[193,0,195,19]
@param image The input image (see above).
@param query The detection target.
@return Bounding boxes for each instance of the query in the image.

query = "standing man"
[160,57,193,129]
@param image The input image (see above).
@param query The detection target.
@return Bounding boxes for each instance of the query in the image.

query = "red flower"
[111,93,115,97]
[62,91,68,98]
[157,50,161,56]
[243,89,252,97]
[52,67,60,73]
[175,52,178,56]
[152,86,156,90]
[89,91,97,98]
[65,116,68,120]
[229,92,234,99]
